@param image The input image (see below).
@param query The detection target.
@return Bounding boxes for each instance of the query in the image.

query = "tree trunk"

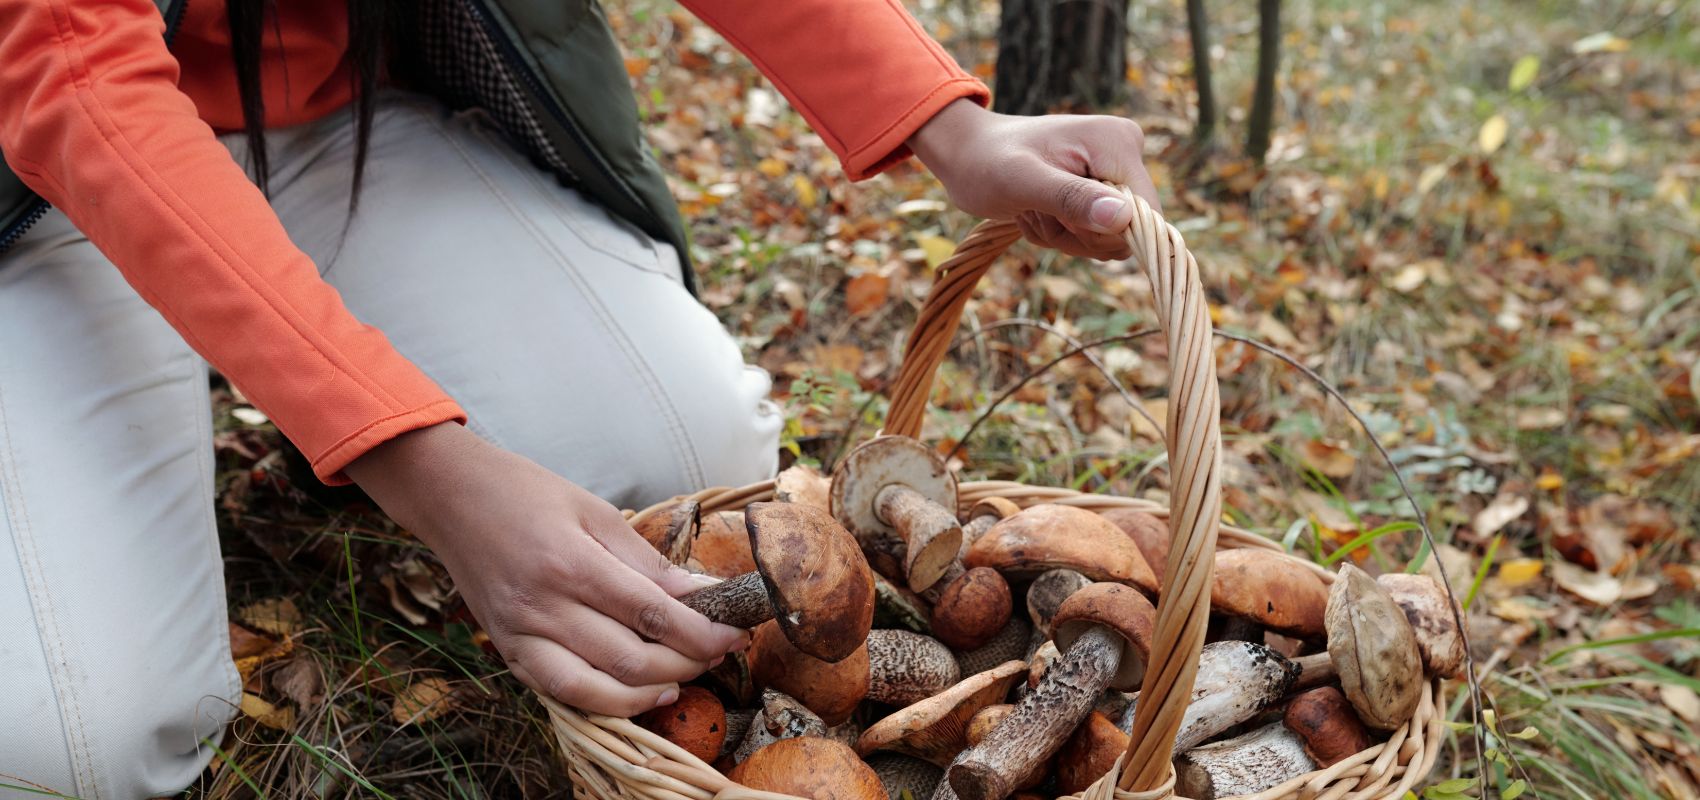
[994,0,1129,116]
[1246,0,1281,163]
[1186,0,1217,145]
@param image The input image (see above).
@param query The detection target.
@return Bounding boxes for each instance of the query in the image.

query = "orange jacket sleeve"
[0,0,465,484]
[678,0,991,179]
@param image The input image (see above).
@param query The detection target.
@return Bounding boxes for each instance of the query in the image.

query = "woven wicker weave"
[554,194,1444,800]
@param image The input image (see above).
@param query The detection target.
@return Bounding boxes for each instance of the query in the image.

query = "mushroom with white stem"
[948,583,1155,800]
[955,617,1032,677]
[858,660,1027,767]
[1327,563,1423,730]
[631,498,697,566]
[1173,723,1319,800]
[831,436,965,592]
[677,501,874,663]
[1098,507,1170,577]
[732,688,828,764]
[867,753,945,800]
[1282,686,1373,767]
[929,567,1013,651]
[1209,548,1330,643]
[1113,640,1301,752]
[1377,572,1467,679]
[750,623,961,725]
[921,498,1023,606]
[727,736,886,800]
[1026,568,1091,638]
[966,505,1158,592]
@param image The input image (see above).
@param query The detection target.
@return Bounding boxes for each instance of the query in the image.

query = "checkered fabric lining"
[418,0,578,183]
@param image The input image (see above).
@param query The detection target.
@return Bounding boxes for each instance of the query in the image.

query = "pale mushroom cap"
[968,496,1022,522]
[1326,564,1423,731]
[1210,548,1330,639]
[966,504,1158,592]
[689,511,753,578]
[830,436,958,542]
[747,501,875,663]
[727,736,886,800]
[931,567,1014,651]
[1098,507,1170,578]
[1377,573,1467,679]
[857,660,1026,766]
[1282,686,1372,767]
[1052,582,1157,690]
[749,620,871,727]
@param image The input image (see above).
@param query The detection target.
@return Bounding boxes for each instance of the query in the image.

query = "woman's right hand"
[345,422,748,717]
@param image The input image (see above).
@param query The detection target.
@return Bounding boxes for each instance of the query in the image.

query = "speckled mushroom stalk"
[732,689,828,764]
[832,436,966,593]
[1113,640,1301,752]
[1174,723,1319,800]
[677,502,874,663]
[948,583,1155,800]
[751,624,962,725]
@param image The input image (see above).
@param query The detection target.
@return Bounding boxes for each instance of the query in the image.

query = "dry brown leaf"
[844,272,890,316]
[1661,684,1700,724]
[1551,561,1622,606]
[230,622,293,682]
[392,677,459,726]
[1301,439,1357,478]
[240,692,296,731]
[272,657,325,710]
[1515,407,1566,430]
[1473,492,1529,536]
[239,597,301,637]
[381,574,430,626]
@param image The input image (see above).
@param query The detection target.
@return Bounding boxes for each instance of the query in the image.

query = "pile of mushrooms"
[629,438,1464,800]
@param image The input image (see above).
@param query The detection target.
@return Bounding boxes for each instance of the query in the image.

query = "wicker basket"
[550,192,1446,800]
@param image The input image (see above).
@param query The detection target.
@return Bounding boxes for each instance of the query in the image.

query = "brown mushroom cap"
[1377,573,1466,680]
[931,568,1014,651]
[857,660,1026,766]
[726,736,885,800]
[689,511,754,578]
[968,497,1022,523]
[1326,564,1423,731]
[1055,710,1132,795]
[966,505,1158,592]
[1098,507,1171,578]
[749,620,871,727]
[1282,686,1373,767]
[830,437,960,573]
[1210,548,1330,639]
[632,498,699,566]
[1026,568,1092,638]
[634,685,726,764]
[1051,583,1157,690]
[748,501,875,663]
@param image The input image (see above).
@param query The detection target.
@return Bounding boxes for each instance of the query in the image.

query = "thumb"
[1033,172,1134,235]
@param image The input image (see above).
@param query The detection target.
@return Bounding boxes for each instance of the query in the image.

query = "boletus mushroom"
[751,623,961,726]
[1173,723,1318,800]
[632,498,698,566]
[678,502,874,662]
[1113,640,1301,752]
[867,753,944,800]
[732,688,828,764]
[1054,711,1130,795]
[858,660,1027,767]
[726,736,885,800]
[1098,507,1170,577]
[634,685,725,763]
[774,463,832,511]
[687,510,753,578]
[1210,548,1330,641]
[1026,568,1091,638]
[1377,572,1467,679]
[966,505,1157,592]
[948,583,1155,800]
[1282,686,1373,767]
[831,436,965,592]
[1326,564,1423,731]
[930,567,1013,651]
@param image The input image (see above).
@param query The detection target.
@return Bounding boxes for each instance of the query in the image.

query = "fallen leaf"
[381,573,430,626]
[894,199,947,215]
[1417,163,1449,195]
[915,234,957,269]
[1479,114,1509,154]
[239,597,301,637]
[1301,439,1357,478]
[1661,684,1700,724]
[392,677,459,726]
[1389,263,1428,293]
[1473,492,1529,536]
[1552,561,1622,606]
[844,272,890,317]
[240,692,295,730]
[791,174,818,208]
[1497,558,1545,587]
[230,622,293,682]
[1508,55,1541,91]
[273,657,325,710]
[1571,31,1630,54]
[231,407,269,426]
[1515,407,1566,430]
[1535,471,1565,491]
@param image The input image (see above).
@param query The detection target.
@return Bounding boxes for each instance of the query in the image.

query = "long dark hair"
[226,0,388,211]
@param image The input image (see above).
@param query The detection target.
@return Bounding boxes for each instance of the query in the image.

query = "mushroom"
[858,660,1026,766]
[930,567,1013,651]
[1173,724,1318,800]
[678,502,874,662]
[1282,686,1373,767]
[774,463,832,511]
[751,624,961,725]
[732,688,828,764]
[1112,640,1300,751]
[867,753,945,800]
[687,510,753,578]
[957,704,1041,794]
[966,505,1157,592]
[874,572,934,634]
[634,685,725,763]
[1055,711,1130,795]
[1326,564,1423,730]
[831,436,965,592]
[955,617,1033,677]
[1377,572,1467,679]
[921,497,1024,606]
[1026,568,1091,637]
[1098,507,1170,577]
[948,583,1155,800]
[726,736,885,800]
[1025,641,1060,690]
[1210,548,1329,641]
[632,498,698,566]
[718,708,755,762]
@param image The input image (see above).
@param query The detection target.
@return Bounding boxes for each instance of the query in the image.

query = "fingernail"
[655,688,680,708]
[1089,196,1126,231]
[688,573,722,588]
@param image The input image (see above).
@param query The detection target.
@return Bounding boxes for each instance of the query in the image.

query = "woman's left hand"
[907,99,1161,261]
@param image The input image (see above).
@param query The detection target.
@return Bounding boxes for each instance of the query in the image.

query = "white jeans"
[0,94,780,799]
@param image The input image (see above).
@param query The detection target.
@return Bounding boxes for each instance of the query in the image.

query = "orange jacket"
[0,0,988,483]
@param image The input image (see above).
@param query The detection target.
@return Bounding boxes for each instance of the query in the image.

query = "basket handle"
[883,190,1222,795]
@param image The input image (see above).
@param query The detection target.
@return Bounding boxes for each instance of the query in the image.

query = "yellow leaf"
[791,174,817,208]
[1536,472,1565,491]
[392,677,458,726]
[1497,558,1545,587]
[1508,55,1540,91]
[916,234,957,270]
[756,158,786,178]
[239,597,301,637]
[1571,32,1629,54]
[1417,163,1448,195]
[1478,114,1509,155]
[240,693,296,730]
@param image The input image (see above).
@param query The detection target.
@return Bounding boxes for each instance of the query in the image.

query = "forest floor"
[184,1,1698,798]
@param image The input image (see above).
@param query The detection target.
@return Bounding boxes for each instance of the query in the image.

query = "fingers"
[578,545,747,661]
[579,501,706,598]
[563,604,721,686]
[1017,211,1134,261]
[506,635,681,718]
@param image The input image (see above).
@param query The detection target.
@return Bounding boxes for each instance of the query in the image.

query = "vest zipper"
[1,0,189,255]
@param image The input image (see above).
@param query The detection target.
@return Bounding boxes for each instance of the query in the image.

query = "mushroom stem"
[1114,641,1300,751]
[1174,724,1319,800]
[947,626,1121,800]
[867,629,962,706]
[680,571,773,629]
[1291,652,1337,691]
[875,484,963,592]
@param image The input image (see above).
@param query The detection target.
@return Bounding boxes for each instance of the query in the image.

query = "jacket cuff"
[309,399,469,485]
[842,78,991,181]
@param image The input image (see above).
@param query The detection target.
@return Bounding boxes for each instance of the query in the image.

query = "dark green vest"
[0,0,694,290]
